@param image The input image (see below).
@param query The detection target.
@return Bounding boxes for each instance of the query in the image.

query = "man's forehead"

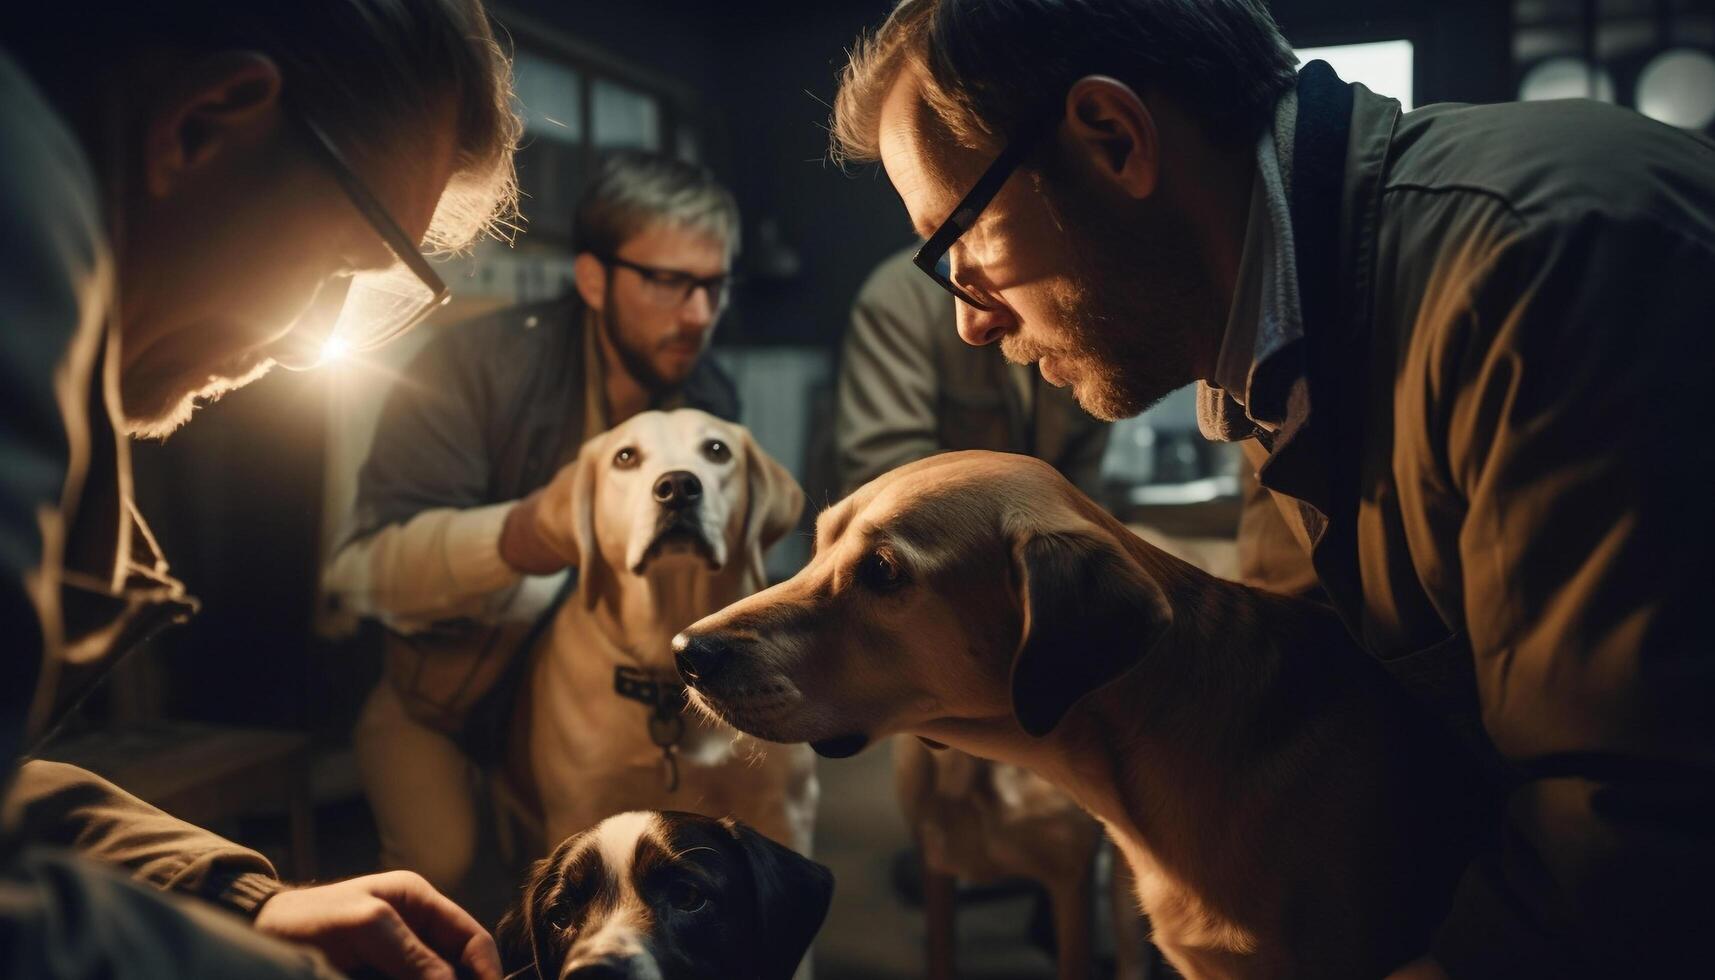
[618,220,731,274]
[877,68,975,239]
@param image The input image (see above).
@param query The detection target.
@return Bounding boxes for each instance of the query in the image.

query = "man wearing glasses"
[323,151,741,896]
[0,2,520,978]
[832,0,1715,977]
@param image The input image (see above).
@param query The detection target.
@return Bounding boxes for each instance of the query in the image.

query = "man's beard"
[123,356,275,440]
[1006,180,1220,422]
[601,301,697,395]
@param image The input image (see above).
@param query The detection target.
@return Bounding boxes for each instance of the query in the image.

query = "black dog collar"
[614,665,688,791]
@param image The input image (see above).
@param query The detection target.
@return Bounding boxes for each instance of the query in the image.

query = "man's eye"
[857,548,906,593]
[613,447,640,469]
[702,439,731,463]
[666,879,709,913]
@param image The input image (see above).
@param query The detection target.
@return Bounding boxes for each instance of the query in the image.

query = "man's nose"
[653,470,703,510]
[679,284,716,327]
[956,300,1013,347]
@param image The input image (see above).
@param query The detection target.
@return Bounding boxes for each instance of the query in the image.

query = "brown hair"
[572,150,740,258]
[13,0,522,252]
[832,0,1299,165]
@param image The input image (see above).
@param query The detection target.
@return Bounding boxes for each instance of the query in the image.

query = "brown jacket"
[1238,64,1715,976]
[0,48,333,978]
[836,245,1110,496]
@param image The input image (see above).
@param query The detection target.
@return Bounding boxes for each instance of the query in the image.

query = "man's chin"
[123,359,276,440]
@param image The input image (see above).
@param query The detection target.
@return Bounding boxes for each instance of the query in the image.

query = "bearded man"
[323,151,741,893]
[831,0,1715,977]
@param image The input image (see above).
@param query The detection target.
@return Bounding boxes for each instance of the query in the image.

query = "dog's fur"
[498,810,834,979]
[511,410,816,858]
[676,451,1487,980]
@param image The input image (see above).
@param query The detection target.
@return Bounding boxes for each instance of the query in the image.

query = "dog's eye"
[544,904,574,933]
[612,447,640,470]
[857,548,906,593]
[701,439,731,463]
[666,879,709,913]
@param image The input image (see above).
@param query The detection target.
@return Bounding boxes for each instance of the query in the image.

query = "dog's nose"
[652,470,702,510]
[673,632,729,686]
[563,956,633,979]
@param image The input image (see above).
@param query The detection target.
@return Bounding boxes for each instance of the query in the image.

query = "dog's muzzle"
[562,953,658,980]
[635,472,719,573]
[653,470,701,510]
[673,632,728,687]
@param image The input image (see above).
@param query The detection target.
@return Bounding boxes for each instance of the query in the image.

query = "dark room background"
[95,0,1715,764]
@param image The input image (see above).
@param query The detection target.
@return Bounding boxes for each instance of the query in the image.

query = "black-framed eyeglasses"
[598,254,736,312]
[912,122,1053,311]
[277,113,451,369]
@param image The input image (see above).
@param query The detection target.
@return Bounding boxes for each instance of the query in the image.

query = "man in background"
[1,1,519,977]
[837,244,1109,495]
[324,152,741,894]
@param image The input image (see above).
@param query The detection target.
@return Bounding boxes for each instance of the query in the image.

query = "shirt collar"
[1197,88,1303,442]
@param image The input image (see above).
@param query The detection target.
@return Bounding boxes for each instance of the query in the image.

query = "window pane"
[593,78,661,150]
[1296,39,1415,111]
[513,50,583,144]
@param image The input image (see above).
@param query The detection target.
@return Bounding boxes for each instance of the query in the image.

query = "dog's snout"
[562,955,635,980]
[652,470,702,510]
[674,632,730,686]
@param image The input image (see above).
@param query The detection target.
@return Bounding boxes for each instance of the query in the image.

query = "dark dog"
[498,810,834,980]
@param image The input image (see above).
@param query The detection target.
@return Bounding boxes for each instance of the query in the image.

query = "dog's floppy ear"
[1009,528,1174,737]
[496,855,555,980]
[727,820,834,980]
[736,428,804,565]
[535,439,604,607]
[534,440,601,569]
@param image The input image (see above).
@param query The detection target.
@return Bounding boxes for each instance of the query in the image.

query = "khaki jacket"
[836,246,1109,495]
[1240,64,1715,976]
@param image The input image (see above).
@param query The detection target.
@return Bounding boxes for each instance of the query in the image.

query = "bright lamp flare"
[320,336,352,365]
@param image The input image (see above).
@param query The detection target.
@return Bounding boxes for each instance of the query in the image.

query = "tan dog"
[897,736,1145,980]
[512,409,816,861]
[675,451,1485,980]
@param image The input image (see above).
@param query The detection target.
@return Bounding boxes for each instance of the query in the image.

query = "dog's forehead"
[658,812,742,860]
[595,811,670,873]
[612,409,734,449]
[864,454,1055,525]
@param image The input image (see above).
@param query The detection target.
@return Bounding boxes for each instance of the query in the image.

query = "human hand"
[253,871,500,980]
[499,486,568,575]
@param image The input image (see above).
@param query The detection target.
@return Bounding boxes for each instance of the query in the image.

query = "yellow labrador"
[515,409,816,860]
[675,451,1485,980]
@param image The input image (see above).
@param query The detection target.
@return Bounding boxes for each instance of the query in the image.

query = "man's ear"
[1061,75,1159,201]
[143,52,284,199]
[727,821,834,980]
[1009,528,1174,737]
[535,440,603,606]
[738,429,805,565]
[573,252,608,313]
